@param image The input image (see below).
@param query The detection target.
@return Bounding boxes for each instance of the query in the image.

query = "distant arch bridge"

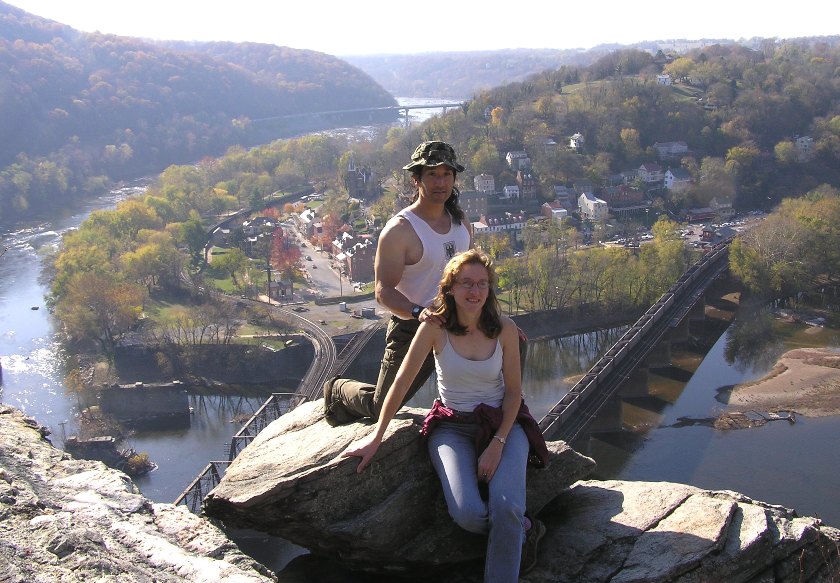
[250,102,465,128]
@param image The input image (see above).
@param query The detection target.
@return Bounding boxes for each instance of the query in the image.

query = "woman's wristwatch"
[411,305,423,319]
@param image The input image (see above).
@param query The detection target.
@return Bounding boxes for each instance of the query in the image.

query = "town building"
[343,157,377,199]
[505,150,531,170]
[710,197,736,221]
[541,201,568,223]
[652,141,689,161]
[553,185,573,208]
[459,190,489,222]
[474,173,495,194]
[500,185,520,201]
[638,162,664,184]
[472,211,528,243]
[268,279,294,302]
[795,136,815,162]
[336,236,376,283]
[516,170,537,200]
[664,167,693,191]
[578,192,609,221]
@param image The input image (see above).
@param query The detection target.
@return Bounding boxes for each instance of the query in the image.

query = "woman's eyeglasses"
[456,280,490,290]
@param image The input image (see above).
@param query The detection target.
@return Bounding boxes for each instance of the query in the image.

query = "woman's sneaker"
[520,517,546,574]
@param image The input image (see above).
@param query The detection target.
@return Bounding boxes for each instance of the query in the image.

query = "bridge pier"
[645,341,672,368]
[667,318,690,343]
[689,298,706,320]
[586,396,624,434]
[618,366,650,398]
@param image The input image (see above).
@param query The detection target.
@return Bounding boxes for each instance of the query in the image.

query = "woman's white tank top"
[434,332,505,412]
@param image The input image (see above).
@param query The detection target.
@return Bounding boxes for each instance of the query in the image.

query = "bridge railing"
[174,461,230,513]
[227,392,305,460]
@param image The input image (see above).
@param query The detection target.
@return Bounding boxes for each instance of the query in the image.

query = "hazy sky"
[8,0,840,56]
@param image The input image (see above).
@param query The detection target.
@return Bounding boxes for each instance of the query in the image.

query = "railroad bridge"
[538,240,732,444]
[175,240,732,513]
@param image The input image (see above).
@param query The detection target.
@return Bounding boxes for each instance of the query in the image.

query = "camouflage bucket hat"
[402,141,465,173]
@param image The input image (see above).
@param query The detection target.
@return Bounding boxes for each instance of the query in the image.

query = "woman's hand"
[477,440,503,482]
[342,434,383,473]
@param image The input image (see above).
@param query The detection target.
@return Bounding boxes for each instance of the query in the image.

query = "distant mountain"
[344,36,834,99]
[345,49,602,99]
[0,1,396,222]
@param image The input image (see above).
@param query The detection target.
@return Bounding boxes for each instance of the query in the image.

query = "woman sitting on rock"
[343,249,548,580]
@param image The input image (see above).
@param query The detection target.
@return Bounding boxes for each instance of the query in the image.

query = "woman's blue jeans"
[427,421,529,583]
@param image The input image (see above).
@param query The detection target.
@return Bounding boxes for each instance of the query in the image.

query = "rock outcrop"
[203,401,596,571]
[205,401,840,581]
[3,399,839,582]
[0,405,275,582]
[531,480,840,582]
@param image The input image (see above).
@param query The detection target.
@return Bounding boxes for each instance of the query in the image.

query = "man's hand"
[418,306,444,327]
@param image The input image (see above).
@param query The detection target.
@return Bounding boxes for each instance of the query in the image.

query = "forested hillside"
[344,40,750,98]
[49,39,840,350]
[372,40,840,212]
[0,2,395,223]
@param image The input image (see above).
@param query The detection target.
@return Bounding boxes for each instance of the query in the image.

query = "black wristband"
[411,305,423,319]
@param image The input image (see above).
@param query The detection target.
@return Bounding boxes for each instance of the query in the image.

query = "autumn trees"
[730,186,840,298]
[54,271,146,356]
[488,217,693,315]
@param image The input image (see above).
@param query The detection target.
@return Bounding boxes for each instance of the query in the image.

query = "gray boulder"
[203,401,596,571]
[204,401,840,581]
[528,480,840,582]
[0,405,275,582]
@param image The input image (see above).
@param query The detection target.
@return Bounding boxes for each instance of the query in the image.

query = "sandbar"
[727,348,840,417]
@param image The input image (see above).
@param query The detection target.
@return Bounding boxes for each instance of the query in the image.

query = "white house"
[638,162,664,183]
[541,201,568,223]
[505,151,530,170]
[664,167,693,191]
[656,74,672,86]
[472,211,528,242]
[569,133,584,151]
[500,185,520,200]
[578,192,609,221]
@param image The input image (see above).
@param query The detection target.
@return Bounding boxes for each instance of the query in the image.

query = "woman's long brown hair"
[430,249,502,338]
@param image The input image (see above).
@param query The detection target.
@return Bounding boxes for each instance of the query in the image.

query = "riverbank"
[727,347,840,417]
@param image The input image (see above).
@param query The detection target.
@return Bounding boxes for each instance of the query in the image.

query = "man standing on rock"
[324,141,472,425]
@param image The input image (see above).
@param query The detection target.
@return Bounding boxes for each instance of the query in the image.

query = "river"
[1,107,839,577]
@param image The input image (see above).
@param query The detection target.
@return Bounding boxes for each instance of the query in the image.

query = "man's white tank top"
[393,208,470,309]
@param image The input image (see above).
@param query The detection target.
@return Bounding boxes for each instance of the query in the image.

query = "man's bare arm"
[374,220,417,320]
